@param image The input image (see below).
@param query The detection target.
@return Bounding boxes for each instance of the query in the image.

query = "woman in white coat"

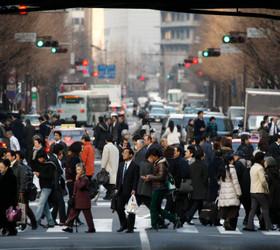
[218,153,242,231]
[162,120,180,146]
[101,135,120,200]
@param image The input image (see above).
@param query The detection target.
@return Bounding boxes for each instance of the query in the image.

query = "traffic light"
[35,37,58,48]
[51,47,68,54]
[82,59,89,66]
[222,32,246,43]
[18,5,28,15]
[202,48,221,57]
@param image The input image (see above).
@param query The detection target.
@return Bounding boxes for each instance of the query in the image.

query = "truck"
[244,88,280,131]
[183,92,207,108]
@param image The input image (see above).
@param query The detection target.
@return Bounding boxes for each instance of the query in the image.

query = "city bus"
[56,90,110,125]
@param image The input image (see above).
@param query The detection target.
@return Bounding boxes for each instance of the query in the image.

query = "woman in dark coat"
[0,159,18,236]
[185,146,208,224]
[94,116,109,154]
[63,163,95,233]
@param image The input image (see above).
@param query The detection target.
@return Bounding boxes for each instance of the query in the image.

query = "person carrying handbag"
[63,163,96,233]
[0,159,18,236]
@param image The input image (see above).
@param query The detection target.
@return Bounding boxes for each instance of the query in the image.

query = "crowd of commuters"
[1,110,280,237]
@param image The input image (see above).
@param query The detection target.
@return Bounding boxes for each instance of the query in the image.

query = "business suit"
[116,160,139,232]
[268,142,280,163]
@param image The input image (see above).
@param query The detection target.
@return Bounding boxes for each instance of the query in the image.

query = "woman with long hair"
[162,120,180,146]
[217,153,241,230]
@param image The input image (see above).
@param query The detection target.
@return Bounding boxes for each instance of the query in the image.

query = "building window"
[72,18,84,26]
[164,31,172,40]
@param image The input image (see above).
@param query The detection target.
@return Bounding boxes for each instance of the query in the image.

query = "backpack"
[21,163,38,201]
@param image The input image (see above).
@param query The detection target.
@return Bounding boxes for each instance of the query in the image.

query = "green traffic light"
[223,35,231,43]
[202,50,209,57]
[36,40,44,48]
[51,47,57,54]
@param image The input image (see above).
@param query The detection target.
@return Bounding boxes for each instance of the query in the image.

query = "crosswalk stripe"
[216,226,242,234]
[93,219,113,232]
[177,225,199,233]
[135,218,151,231]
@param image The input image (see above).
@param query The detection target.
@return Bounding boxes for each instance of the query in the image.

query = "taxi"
[46,124,93,151]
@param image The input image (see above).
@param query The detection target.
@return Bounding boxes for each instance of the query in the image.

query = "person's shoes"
[39,223,48,229]
[117,226,127,232]
[173,218,182,229]
[1,228,7,236]
[62,227,73,233]
[243,227,256,232]
[7,229,17,236]
[126,229,134,233]
[20,224,27,231]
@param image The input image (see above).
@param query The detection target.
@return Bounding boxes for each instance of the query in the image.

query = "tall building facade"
[160,12,201,95]
[91,9,160,89]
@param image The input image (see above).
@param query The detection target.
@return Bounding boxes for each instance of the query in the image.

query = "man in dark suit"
[268,134,280,164]
[48,144,67,225]
[116,147,139,233]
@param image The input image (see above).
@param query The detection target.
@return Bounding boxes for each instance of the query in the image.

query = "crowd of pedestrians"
[1,110,280,237]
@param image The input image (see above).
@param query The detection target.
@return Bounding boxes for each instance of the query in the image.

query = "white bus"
[56,90,110,125]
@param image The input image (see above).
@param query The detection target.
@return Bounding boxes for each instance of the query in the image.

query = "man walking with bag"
[116,148,139,233]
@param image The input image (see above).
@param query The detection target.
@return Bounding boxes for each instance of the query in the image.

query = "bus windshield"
[88,97,109,112]
[58,96,85,104]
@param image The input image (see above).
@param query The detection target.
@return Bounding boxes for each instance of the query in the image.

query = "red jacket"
[81,141,95,176]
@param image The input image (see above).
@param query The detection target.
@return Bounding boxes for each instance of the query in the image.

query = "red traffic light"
[19,5,28,15]
[184,63,191,69]
[192,57,199,64]
[82,59,89,66]
[93,71,98,77]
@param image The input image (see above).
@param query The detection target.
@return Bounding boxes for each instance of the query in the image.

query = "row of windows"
[161,45,189,52]
[162,12,200,23]
[162,29,191,40]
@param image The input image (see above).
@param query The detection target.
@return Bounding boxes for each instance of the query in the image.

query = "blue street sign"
[98,64,107,79]
[106,64,116,79]
[97,64,116,79]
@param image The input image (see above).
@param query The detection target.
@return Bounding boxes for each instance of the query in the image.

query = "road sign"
[97,64,107,79]
[14,32,37,43]
[220,44,241,54]
[247,28,266,38]
[97,64,116,79]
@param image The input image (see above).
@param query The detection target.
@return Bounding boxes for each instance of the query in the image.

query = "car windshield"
[230,109,245,118]
[151,108,165,114]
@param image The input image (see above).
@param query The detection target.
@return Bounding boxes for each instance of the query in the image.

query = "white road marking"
[139,230,151,250]
[93,218,113,232]
[262,231,280,236]
[96,202,111,207]
[177,224,199,234]
[135,217,151,231]
[22,237,69,240]
[216,226,242,234]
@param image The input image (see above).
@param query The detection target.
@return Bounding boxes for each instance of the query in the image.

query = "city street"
[1,160,280,250]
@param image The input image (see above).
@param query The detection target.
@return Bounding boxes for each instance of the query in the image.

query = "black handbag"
[96,168,110,185]
[178,179,193,194]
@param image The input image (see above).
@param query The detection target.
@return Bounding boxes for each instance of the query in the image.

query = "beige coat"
[218,165,242,208]
[101,142,119,184]
[250,163,269,194]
